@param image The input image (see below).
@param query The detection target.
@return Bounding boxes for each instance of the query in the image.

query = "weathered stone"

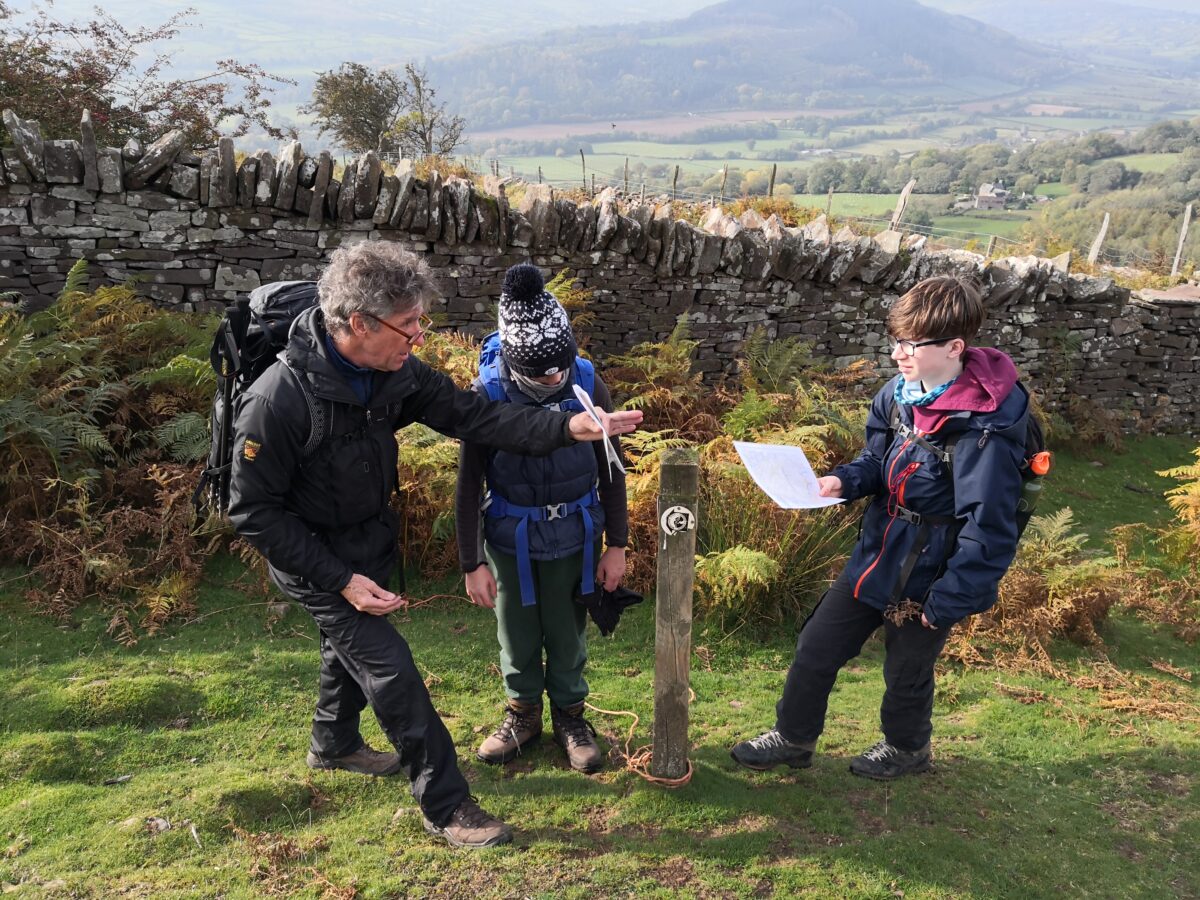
[94,148,122,194]
[388,171,417,229]
[627,203,653,260]
[594,198,619,250]
[254,150,277,206]
[261,258,322,281]
[801,214,831,245]
[557,198,584,252]
[79,111,100,192]
[236,157,259,207]
[325,180,341,221]
[578,201,596,251]
[520,184,558,250]
[221,211,272,229]
[121,138,143,162]
[373,174,399,225]
[439,188,458,247]
[125,129,186,189]
[475,192,500,246]
[2,148,31,184]
[447,179,472,241]
[2,110,46,181]
[208,137,236,208]
[424,171,443,241]
[273,141,302,211]
[43,140,83,183]
[307,152,333,229]
[690,229,724,275]
[353,151,382,219]
[125,191,181,211]
[297,156,319,189]
[0,206,28,227]
[465,201,483,245]
[507,210,533,248]
[1050,250,1072,273]
[214,264,262,292]
[165,164,200,200]
[337,161,358,224]
[31,197,75,226]
[291,185,312,215]
[671,220,694,274]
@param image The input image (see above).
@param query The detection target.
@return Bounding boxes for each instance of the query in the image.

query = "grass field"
[1109,152,1182,174]
[790,193,901,217]
[1,438,1197,897]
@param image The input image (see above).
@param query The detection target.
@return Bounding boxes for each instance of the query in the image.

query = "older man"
[228,242,641,849]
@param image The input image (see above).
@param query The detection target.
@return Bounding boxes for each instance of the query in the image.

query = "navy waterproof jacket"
[831,355,1028,628]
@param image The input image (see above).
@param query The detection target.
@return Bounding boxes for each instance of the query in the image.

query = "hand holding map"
[733,441,844,509]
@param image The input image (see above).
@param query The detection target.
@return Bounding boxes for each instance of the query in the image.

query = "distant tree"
[387,64,466,159]
[0,3,291,145]
[301,62,407,155]
[1015,174,1039,196]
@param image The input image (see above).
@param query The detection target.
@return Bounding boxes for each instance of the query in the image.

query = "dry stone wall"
[2,109,1198,433]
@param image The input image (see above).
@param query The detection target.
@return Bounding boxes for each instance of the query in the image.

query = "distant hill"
[922,0,1200,73]
[428,0,1076,130]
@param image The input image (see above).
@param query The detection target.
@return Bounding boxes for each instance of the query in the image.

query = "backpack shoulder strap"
[574,355,595,398]
[478,331,506,403]
[281,359,326,459]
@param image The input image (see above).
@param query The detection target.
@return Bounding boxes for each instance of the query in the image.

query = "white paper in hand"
[733,441,844,509]
[573,383,625,475]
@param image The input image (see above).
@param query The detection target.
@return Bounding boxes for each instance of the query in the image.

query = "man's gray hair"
[318,241,437,335]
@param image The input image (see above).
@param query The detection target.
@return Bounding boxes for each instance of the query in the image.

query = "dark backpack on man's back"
[193,281,320,515]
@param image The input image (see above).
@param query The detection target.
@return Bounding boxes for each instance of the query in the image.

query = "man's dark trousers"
[275,565,468,828]
[775,573,953,752]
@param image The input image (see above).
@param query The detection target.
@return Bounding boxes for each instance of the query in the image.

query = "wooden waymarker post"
[1172,202,1193,277]
[1088,212,1110,265]
[652,448,699,781]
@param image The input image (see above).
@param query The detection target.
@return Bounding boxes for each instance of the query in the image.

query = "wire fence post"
[1087,212,1111,265]
[986,235,998,257]
[672,165,679,203]
[640,183,646,204]
[652,448,698,782]
[890,178,917,231]
[1172,202,1193,277]
[537,166,542,184]
[768,163,777,199]
[624,157,629,195]
[719,165,728,206]
[580,148,587,193]
[826,187,833,218]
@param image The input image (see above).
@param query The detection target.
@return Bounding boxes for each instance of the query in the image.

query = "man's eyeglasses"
[362,312,434,344]
[888,336,956,358]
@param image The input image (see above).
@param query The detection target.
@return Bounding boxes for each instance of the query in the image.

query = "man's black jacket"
[228,308,577,594]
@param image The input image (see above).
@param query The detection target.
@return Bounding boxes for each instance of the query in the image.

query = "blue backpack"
[477,331,599,607]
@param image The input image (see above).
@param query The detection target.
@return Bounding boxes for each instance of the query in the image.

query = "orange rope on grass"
[585,689,695,788]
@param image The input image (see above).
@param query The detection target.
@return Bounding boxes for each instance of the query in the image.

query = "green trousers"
[485,544,591,709]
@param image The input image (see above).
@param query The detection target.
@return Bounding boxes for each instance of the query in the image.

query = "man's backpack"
[886,382,1051,539]
[193,281,320,515]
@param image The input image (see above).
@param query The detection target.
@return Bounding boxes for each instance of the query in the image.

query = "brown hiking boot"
[551,702,604,773]
[306,742,401,776]
[476,700,543,765]
[423,796,514,849]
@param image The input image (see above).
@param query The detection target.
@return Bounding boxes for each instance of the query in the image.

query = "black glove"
[575,585,644,637]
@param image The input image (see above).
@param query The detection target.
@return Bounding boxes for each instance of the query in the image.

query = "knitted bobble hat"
[498,263,577,377]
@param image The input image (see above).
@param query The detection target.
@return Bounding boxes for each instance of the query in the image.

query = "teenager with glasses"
[731,275,1031,780]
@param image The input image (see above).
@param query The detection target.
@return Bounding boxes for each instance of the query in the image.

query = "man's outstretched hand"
[568,408,643,442]
[340,573,408,615]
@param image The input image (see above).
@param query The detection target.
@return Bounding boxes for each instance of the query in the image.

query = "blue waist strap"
[484,488,599,606]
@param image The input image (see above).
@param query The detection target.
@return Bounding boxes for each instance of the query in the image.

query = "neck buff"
[894,375,958,407]
[512,369,570,404]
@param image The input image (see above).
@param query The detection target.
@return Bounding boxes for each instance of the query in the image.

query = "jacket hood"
[927,347,1018,415]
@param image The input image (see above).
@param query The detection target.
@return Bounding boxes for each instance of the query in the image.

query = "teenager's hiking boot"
[729,730,816,771]
[477,700,543,765]
[423,796,513,849]
[551,702,604,773]
[849,740,932,780]
[305,742,402,776]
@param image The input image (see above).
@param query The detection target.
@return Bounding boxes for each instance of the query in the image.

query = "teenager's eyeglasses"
[362,312,433,343]
[888,336,955,357]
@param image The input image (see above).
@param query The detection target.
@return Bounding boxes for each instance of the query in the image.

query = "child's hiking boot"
[423,796,513,849]
[729,730,816,771]
[306,742,402,776]
[477,700,543,765]
[849,739,932,780]
[551,702,604,773]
